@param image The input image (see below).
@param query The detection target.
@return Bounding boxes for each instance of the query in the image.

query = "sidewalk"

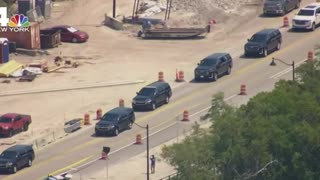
[82,139,176,180]
[77,122,211,180]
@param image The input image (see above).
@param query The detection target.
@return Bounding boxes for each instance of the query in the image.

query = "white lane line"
[270,66,292,78]
[270,59,306,79]
[58,93,238,175]
[190,94,238,118]
[60,121,178,175]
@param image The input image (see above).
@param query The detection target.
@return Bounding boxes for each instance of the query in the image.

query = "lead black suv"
[244,28,282,57]
[194,53,233,81]
[0,144,35,173]
[132,81,172,111]
[263,0,300,16]
[95,107,135,136]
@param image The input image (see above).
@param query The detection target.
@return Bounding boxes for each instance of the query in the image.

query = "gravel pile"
[172,0,262,11]
[166,0,263,26]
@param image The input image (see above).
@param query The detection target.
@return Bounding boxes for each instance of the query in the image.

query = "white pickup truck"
[292,3,320,31]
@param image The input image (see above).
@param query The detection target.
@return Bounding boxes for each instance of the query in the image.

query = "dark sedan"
[45,25,89,43]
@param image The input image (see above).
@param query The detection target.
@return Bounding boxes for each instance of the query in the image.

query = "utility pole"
[113,0,116,18]
[165,0,170,20]
[132,0,137,21]
[168,0,173,20]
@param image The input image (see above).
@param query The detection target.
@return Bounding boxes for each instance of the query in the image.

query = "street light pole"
[134,122,150,180]
[270,57,295,81]
[292,61,295,81]
[146,124,150,180]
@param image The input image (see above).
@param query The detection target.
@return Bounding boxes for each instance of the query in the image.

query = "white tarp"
[11,67,43,77]
[139,0,166,17]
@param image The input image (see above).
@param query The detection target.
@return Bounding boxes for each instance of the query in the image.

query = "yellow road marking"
[37,156,93,180]
[3,156,93,180]
[236,29,320,75]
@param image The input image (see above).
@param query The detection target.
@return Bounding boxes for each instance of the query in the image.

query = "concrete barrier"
[33,128,68,149]
[103,14,124,30]
[16,48,49,56]
[53,128,68,140]
[64,118,82,133]
[35,132,55,148]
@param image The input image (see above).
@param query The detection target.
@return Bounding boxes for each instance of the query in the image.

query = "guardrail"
[159,172,179,180]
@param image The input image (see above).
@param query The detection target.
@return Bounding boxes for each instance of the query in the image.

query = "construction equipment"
[164,0,173,20]
[138,24,211,39]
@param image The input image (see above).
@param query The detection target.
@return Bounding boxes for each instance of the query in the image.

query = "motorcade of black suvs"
[194,53,233,82]
[95,107,135,136]
[244,28,282,57]
[0,144,35,173]
[132,81,172,111]
[263,0,300,16]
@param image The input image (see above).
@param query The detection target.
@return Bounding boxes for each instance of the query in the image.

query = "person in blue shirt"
[150,155,156,174]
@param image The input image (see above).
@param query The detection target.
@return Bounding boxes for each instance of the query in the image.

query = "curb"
[0,80,145,97]
[0,141,16,146]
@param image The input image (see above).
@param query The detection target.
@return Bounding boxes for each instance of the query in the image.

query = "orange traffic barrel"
[182,110,189,122]
[119,99,125,107]
[176,70,185,82]
[96,108,102,120]
[307,51,313,61]
[135,134,142,144]
[101,151,107,160]
[175,69,179,81]
[84,113,91,125]
[239,84,247,95]
[283,16,289,27]
[158,71,164,81]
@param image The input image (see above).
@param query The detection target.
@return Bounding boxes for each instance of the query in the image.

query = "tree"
[161,50,320,180]
[161,122,217,180]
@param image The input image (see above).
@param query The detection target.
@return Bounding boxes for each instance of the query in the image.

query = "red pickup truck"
[0,113,32,137]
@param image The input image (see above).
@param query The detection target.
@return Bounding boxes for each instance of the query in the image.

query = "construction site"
[0,0,263,160]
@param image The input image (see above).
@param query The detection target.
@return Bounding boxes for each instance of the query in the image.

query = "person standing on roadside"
[150,155,156,174]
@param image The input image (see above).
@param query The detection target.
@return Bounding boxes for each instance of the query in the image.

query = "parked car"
[0,144,35,173]
[0,113,32,137]
[244,28,282,57]
[132,81,172,111]
[292,3,320,31]
[45,25,89,43]
[263,0,300,16]
[95,107,135,136]
[194,53,233,82]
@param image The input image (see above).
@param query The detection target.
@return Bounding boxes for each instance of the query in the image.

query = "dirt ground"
[0,0,266,151]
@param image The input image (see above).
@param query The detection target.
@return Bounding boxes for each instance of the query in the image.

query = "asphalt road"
[2,14,320,180]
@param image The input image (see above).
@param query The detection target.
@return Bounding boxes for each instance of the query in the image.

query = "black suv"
[194,53,233,81]
[95,107,135,136]
[132,81,172,111]
[263,0,300,16]
[0,144,35,173]
[244,28,282,57]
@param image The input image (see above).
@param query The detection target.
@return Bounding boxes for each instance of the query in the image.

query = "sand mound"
[164,0,263,27]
